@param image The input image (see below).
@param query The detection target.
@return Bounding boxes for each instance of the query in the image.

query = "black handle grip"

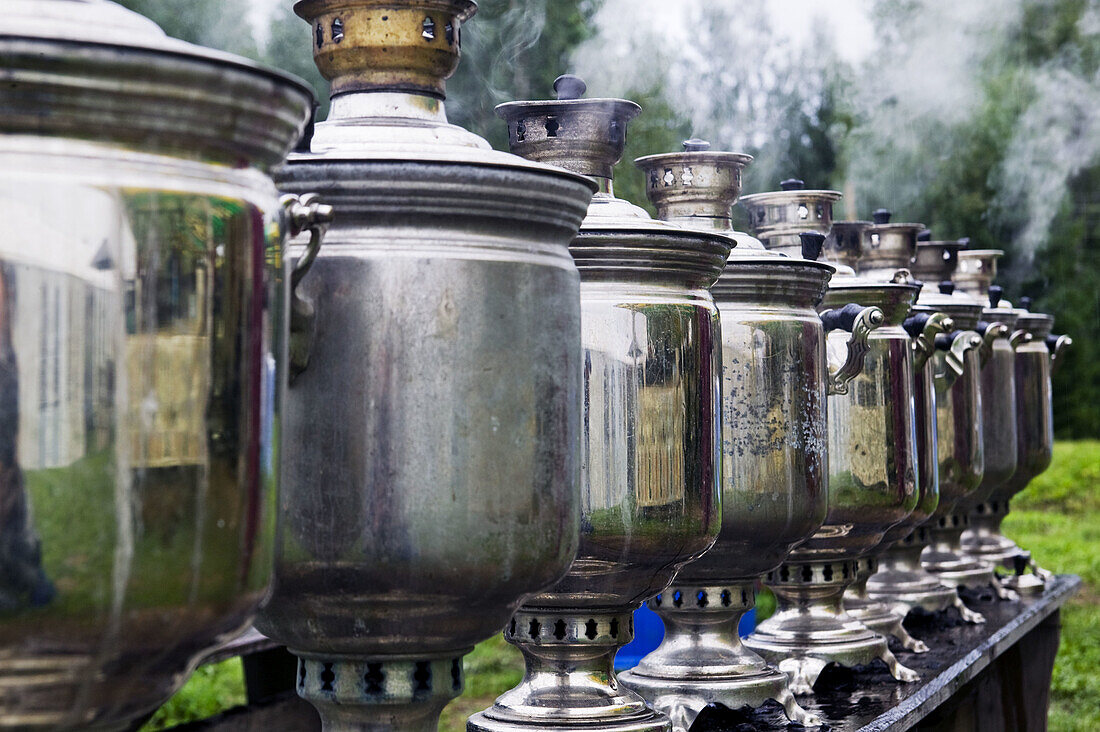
[903,312,933,339]
[939,281,956,295]
[872,208,892,225]
[800,232,825,261]
[976,321,994,337]
[1045,334,1066,350]
[988,285,1003,308]
[821,303,866,333]
[935,331,964,351]
[780,178,806,191]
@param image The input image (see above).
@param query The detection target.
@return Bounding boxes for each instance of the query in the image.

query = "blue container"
[614,604,757,670]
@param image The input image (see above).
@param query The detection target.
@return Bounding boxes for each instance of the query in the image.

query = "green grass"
[151,440,1100,730]
[1003,440,1100,732]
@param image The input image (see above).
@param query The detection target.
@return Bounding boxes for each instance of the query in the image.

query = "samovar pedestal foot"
[295,653,467,732]
[924,514,1019,601]
[743,560,920,695]
[845,556,931,653]
[468,609,670,732]
[951,593,987,624]
[866,529,962,622]
[618,582,820,731]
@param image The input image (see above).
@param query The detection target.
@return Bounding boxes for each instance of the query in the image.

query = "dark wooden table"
[182,575,1079,731]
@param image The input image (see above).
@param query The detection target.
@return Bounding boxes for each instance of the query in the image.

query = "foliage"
[140,660,246,731]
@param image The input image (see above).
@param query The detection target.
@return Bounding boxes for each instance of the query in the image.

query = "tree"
[114,0,259,59]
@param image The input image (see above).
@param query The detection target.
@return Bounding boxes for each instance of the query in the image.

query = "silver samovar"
[614,142,835,730]
[739,183,920,694]
[959,250,1069,591]
[468,78,727,732]
[838,211,952,652]
[907,241,1018,601]
[253,5,597,730]
[0,1,316,728]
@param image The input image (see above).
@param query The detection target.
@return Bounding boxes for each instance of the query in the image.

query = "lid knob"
[989,285,1004,308]
[872,209,892,225]
[800,232,826,261]
[939,281,956,295]
[780,178,806,191]
[683,138,711,152]
[1020,296,1033,310]
[294,0,478,99]
[958,236,971,248]
[918,229,932,241]
[554,74,587,100]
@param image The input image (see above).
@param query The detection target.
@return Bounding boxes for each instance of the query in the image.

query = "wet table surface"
[692,574,1080,732]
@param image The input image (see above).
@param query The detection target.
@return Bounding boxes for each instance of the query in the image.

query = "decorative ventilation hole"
[545,116,560,137]
[609,119,623,146]
[756,209,767,224]
[331,18,344,43]
[870,233,881,247]
[364,663,385,695]
[741,589,749,605]
[609,618,620,638]
[801,565,814,582]
[528,618,542,639]
[585,619,598,640]
[451,659,462,691]
[422,17,436,41]
[823,564,834,581]
[553,619,567,640]
[649,172,660,188]
[653,593,663,606]
[298,661,307,690]
[320,663,336,692]
[413,661,432,693]
[663,169,675,187]
[445,22,455,44]
[509,618,516,637]
[515,122,526,142]
[672,590,683,608]
[680,167,694,185]
[315,22,324,48]
[842,563,851,579]
[696,590,708,607]
[779,566,790,582]
[816,205,826,218]
[797,204,809,220]
[721,590,732,607]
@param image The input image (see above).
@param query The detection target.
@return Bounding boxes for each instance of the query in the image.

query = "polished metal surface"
[742,202,921,691]
[254,8,598,731]
[0,2,314,728]
[614,143,833,729]
[739,180,842,258]
[469,81,726,732]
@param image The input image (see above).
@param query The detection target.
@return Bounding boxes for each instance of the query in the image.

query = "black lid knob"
[939,281,956,295]
[988,285,1004,308]
[872,209,892,225]
[780,178,806,191]
[958,236,971,248]
[917,229,932,241]
[683,138,711,152]
[553,74,587,100]
[799,232,825,261]
[1020,296,1033,310]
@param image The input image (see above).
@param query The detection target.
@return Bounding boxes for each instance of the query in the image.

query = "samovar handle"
[281,193,335,381]
[903,311,954,372]
[934,330,983,385]
[976,320,1009,366]
[1009,329,1034,349]
[1045,334,1073,374]
[821,303,886,395]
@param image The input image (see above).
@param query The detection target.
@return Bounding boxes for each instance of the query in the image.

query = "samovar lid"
[738,178,843,257]
[1,0,315,168]
[1015,296,1056,335]
[910,237,985,323]
[497,78,733,284]
[284,1,594,190]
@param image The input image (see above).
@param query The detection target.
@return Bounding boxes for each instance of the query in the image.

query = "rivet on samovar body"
[0,1,319,728]
[255,4,600,729]
[615,142,836,730]
[470,79,731,732]
[739,187,920,693]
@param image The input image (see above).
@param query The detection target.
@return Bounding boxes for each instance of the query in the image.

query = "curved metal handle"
[935,330,983,385]
[281,193,335,381]
[823,305,886,395]
[904,312,953,372]
[1009,329,1034,349]
[1046,334,1073,374]
[977,321,1009,367]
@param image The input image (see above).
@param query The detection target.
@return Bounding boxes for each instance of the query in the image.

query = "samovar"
[740,184,920,694]
[468,78,727,732]
[614,142,841,730]
[837,211,955,651]
[905,241,1019,601]
[959,250,1070,591]
[0,1,317,728]
[253,5,598,730]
